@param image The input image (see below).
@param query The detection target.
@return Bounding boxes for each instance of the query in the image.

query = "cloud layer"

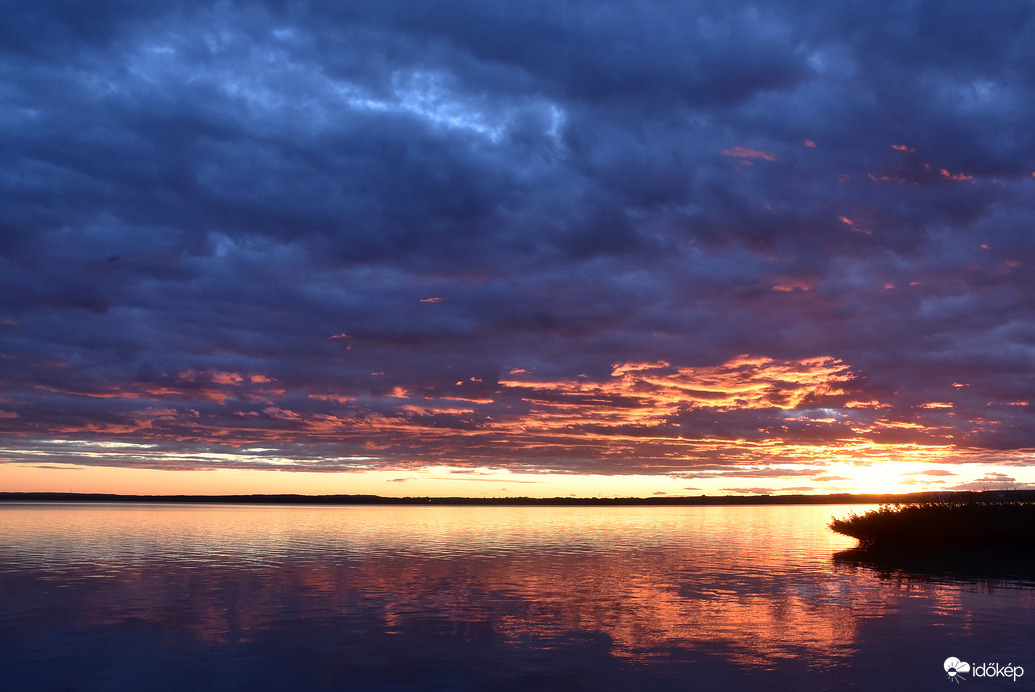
[2,1,1034,488]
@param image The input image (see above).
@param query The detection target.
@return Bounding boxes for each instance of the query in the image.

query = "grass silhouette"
[830,501,1035,549]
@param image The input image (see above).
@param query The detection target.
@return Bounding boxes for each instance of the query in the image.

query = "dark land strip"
[3,489,1034,506]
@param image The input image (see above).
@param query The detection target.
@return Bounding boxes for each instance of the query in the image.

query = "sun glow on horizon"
[4,456,1033,499]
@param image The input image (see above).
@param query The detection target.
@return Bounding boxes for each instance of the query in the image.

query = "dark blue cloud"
[2,0,1034,477]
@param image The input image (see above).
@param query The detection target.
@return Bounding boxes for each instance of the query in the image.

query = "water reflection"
[2,503,1032,690]
[833,546,1035,591]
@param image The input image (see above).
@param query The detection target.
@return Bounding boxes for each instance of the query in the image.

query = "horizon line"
[3,488,1031,507]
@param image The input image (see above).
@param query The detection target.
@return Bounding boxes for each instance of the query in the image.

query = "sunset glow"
[3,349,1033,496]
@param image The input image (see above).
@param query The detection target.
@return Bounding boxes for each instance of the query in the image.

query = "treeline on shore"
[3,489,1035,507]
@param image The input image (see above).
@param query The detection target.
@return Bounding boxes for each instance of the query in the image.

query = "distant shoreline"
[3,489,1033,506]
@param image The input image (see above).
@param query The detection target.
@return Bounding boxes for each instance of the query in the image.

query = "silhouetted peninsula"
[830,499,1035,549]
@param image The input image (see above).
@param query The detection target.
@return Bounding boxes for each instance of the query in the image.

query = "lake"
[1,502,1033,691]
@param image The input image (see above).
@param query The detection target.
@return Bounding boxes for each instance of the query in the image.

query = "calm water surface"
[1,503,1033,691]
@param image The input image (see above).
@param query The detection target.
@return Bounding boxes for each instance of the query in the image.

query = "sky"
[2,0,1035,498]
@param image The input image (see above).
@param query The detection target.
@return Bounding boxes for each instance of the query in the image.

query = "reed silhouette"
[830,501,1035,549]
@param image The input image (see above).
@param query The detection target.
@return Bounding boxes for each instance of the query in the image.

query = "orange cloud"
[772,277,814,292]
[722,146,778,161]
[939,169,973,182]
[502,355,854,413]
[14,352,1024,483]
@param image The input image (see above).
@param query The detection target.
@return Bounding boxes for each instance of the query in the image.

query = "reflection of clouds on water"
[2,504,1033,690]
